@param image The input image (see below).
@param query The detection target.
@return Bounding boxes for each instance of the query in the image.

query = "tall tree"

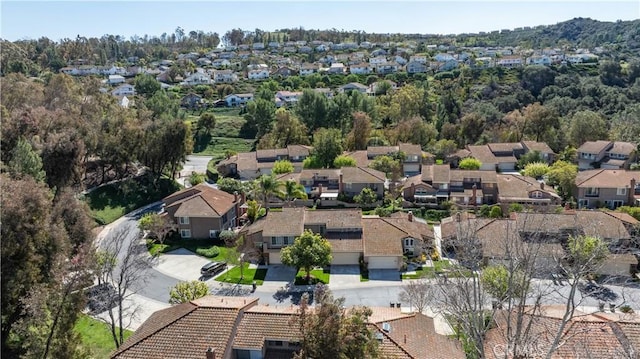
[281,230,332,282]
[568,110,608,147]
[295,89,329,132]
[312,127,343,168]
[345,111,372,151]
[257,108,309,149]
[7,137,46,182]
[522,103,559,142]
[243,99,276,140]
[255,174,284,212]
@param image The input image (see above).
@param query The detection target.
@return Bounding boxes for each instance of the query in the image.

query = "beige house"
[496,174,561,211]
[575,169,639,209]
[163,184,244,239]
[242,208,433,269]
[577,140,637,170]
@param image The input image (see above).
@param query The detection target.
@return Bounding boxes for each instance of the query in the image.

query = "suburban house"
[216,145,312,180]
[111,84,135,97]
[521,141,556,164]
[181,72,212,86]
[180,93,203,109]
[440,211,639,277]
[163,184,245,239]
[496,56,523,67]
[299,63,319,76]
[349,62,373,74]
[111,295,464,359]
[108,74,125,85]
[271,66,296,78]
[248,69,270,81]
[224,93,254,107]
[484,306,640,359]
[526,55,552,66]
[577,140,637,170]
[212,58,231,68]
[375,62,399,74]
[409,55,428,63]
[496,174,561,210]
[242,208,433,269]
[406,61,428,74]
[338,82,368,94]
[466,145,501,171]
[575,169,640,209]
[213,69,239,83]
[274,91,303,107]
[366,143,424,177]
[289,166,386,200]
[328,62,346,74]
[463,141,553,171]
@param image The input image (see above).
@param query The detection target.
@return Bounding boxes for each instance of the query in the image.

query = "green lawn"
[192,136,254,159]
[294,268,330,285]
[85,176,180,225]
[75,314,132,358]
[147,238,230,262]
[216,263,268,285]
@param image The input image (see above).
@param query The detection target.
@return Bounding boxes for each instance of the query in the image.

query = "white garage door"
[331,252,360,265]
[269,252,282,265]
[368,256,398,269]
[498,162,515,171]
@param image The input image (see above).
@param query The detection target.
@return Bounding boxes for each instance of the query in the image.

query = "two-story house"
[365,143,424,177]
[349,62,373,74]
[216,145,311,179]
[577,141,637,170]
[181,72,212,86]
[496,174,561,211]
[406,61,428,74]
[299,63,319,76]
[163,184,245,239]
[292,167,386,200]
[575,169,639,209]
[213,69,238,83]
[224,93,254,107]
[111,84,136,97]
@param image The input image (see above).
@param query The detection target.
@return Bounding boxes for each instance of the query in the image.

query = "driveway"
[369,269,401,281]
[330,265,361,287]
[180,155,214,178]
[263,265,297,286]
[154,248,213,282]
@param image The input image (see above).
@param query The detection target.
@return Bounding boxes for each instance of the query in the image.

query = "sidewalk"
[92,292,170,331]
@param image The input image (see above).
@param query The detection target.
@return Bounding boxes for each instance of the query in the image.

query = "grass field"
[84,177,180,225]
[75,315,132,358]
[294,268,330,285]
[216,263,268,285]
[192,136,254,159]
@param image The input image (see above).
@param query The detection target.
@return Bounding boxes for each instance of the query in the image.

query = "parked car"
[200,261,227,277]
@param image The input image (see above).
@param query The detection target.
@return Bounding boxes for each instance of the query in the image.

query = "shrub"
[459,157,482,170]
[620,305,635,314]
[523,162,550,178]
[489,206,503,218]
[219,230,237,245]
[508,203,524,213]
[196,246,220,258]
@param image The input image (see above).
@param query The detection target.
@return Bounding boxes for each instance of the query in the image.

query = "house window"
[531,191,542,199]
[578,199,589,209]
[345,183,352,190]
[180,229,191,238]
[617,188,627,196]
[404,238,414,247]
[612,200,624,209]
[209,230,218,239]
[585,187,599,197]
[179,216,189,225]
[222,213,228,223]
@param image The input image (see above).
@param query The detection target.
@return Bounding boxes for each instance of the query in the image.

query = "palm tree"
[283,180,308,204]
[256,175,284,212]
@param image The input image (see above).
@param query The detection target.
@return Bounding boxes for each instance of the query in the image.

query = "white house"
[212,59,231,68]
[299,64,319,76]
[368,56,387,65]
[274,91,303,107]
[328,63,346,75]
[526,55,552,66]
[349,63,373,75]
[434,53,455,62]
[224,93,254,107]
[111,84,136,97]
[108,75,125,85]
[496,56,523,68]
[181,72,212,85]
[406,61,428,74]
[375,62,399,74]
[116,96,130,108]
[248,69,270,80]
[213,69,238,83]
[252,43,265,50]
[395,55,407,65]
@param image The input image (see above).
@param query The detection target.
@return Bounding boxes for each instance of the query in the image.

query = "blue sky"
[1,1,638,42]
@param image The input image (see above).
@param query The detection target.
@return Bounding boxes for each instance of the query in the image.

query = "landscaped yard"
[402,260,454,279]
[216,263,268,285]
[294,268,330,285]
[75,314,132,358]
[85,176,180,225]
[147,238,230,262]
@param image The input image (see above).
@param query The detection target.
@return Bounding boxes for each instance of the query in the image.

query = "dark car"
[200,261,227,277]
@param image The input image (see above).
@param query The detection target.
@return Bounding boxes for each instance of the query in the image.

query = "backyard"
[75,315,132,358]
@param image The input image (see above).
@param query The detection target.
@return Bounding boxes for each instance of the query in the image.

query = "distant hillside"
[442,17,640,50]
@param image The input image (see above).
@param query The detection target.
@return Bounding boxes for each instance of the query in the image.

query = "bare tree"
[94,228,154,348]
[398,278,433,313]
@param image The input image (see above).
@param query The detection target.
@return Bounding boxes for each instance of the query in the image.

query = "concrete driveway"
[369,269,401,281]
[330,265,361,287]
[263,265,297,285]
[180,155,214,178]
[154,248,213,282]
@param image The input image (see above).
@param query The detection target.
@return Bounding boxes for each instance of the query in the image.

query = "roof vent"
[382,322,391,333]
[375,332,384,342]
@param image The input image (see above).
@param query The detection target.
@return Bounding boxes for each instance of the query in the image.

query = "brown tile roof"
[600,211,639,226]
[386,212,435,240]
[362,217,405,256]
[422,164,451,183]
[305,209,363,229]
[497,174,560,200]
[467,145,498,164]
[113,296,257,359]
[515,211,632,240]
[340,166,386,184]
[298,169,341,181]
[488,142,523,153]
[575,169,638,188]
[577,140,612,154]
[164,184,237,218]
[235,152,258,171]
[344,150,370,168]
[378,313,465,359]
[328,238,363,252]
[485,307,640,359]
[451,169,498,183]
[608,141,636,156]
[274,172,301,183]
[286,144,312,157]
[233,306,300,350]
[522,141,555,154]
[399,143,422,156]
[262,207,306,237]
[618,322,640,355]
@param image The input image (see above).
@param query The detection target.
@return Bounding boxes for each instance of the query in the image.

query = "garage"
[497,161,515,171]
[367,256,399,269]
[269,252,282,265]
[331,252,360,266]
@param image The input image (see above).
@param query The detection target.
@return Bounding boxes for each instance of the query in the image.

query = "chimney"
[408,211,413,222]
[630,178,637,204]
[471,183,478,206]
[234,191,239,203]
[205,348,216,359]
[318,184,323,196]
[404,334,407,344]
[455,212,461,222]
[540,182,544,190]
[339,173,344,193]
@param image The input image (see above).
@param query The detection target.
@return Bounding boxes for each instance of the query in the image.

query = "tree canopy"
[281,230,332,281]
